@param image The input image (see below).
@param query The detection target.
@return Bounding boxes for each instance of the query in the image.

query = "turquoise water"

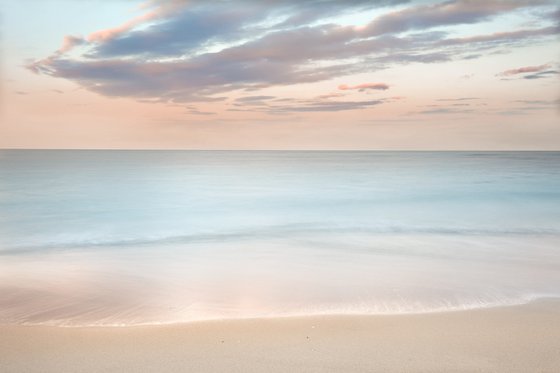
[1,150,559,325]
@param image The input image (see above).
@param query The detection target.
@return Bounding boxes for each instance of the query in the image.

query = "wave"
[2,224,559,255]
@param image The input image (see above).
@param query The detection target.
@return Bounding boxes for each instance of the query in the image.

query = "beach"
[3,0,560,368]
[2,299,560,372]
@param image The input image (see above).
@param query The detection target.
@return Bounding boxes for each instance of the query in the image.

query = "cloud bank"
[27,0,559,112]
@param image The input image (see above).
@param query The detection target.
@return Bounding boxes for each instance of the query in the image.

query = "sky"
[0,0,559,150]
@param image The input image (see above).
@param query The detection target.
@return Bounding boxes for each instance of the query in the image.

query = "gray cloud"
[523,70,559,79]
[361,0,544,37]
[414,98,485,115]
[440,26,558,47]
[436,97,480,101]
[232,97,387,113]
[236,95,277,102]
[272,99,385,112]
[89,6,265,58]
[417,107,475,115]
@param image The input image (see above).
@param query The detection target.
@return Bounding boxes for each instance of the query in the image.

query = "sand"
[1,300,560,372]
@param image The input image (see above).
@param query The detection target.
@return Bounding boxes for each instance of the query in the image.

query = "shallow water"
[1,150,559,326]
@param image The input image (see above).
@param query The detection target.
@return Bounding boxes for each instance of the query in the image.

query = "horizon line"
[2,148,560,152]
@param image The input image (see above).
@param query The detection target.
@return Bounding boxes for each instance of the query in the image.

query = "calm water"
[1,150,559,326]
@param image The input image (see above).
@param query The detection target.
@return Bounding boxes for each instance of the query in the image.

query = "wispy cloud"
[523,70,559,79]
[318,92,346,99]
[416,107,475,115]
[236,96,277,102]
[247,98,387,113]
[232,95,391,113]
[497,63,552,77]
[358,0,543,37]
[436,97,480,102]
[274,99,385,112]
[514,99,560,105]
[338,83,390,91]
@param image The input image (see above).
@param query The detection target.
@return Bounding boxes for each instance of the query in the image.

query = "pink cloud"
[31,0,179,67]
[87,11,159,43]
[497,64,551,77]
[58,35,85,54]
[86,0,188,43]
[338,83,390,91]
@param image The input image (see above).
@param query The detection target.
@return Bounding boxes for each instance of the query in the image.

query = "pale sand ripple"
[1,299,560,372]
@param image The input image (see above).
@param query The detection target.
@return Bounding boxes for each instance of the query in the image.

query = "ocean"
[1,150,559,326]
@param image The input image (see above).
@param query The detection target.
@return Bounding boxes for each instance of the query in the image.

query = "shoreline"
[2,299,560,372]
[2,295,558,329]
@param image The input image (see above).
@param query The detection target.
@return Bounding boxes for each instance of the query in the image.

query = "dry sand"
[1,300,560,372]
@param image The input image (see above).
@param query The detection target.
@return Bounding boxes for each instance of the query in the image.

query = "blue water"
[1,150,560,325]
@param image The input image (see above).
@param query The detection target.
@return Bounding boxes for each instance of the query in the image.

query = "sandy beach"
[1,299,559,373]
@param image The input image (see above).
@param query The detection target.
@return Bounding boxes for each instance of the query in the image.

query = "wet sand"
[1,300,560,372]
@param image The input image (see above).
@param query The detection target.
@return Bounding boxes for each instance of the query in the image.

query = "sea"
[1,150,559,326]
